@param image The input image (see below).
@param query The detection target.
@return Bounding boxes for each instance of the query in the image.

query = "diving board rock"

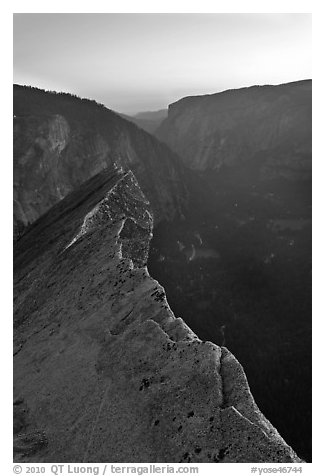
[13,170,301,463]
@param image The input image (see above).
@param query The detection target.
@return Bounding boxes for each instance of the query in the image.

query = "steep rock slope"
[13,168,301,463]
[13,85,187,237]
[156,80,311,179]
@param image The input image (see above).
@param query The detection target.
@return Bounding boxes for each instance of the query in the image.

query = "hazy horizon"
[14,13,311,115]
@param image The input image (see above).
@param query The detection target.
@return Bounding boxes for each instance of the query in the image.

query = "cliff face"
[14,167,301,463]
[156,80,311,179]
[13,85,187,238]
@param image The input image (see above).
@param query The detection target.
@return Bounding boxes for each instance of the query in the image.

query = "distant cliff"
[118,109,167,134]
[156,80,311,180]
[13,85,187,238]
[14,168,301,463]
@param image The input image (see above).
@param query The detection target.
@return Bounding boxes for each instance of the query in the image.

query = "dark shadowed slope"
[150,80,312,460]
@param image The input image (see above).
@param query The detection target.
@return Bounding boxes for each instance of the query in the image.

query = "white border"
[3,3,320,475]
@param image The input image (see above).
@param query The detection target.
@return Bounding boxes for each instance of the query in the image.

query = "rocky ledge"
[13,168,301,463]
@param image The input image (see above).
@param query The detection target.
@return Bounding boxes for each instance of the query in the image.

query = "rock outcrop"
[13,85,187,238]
[14,167,301,463]
[156,80,311,179]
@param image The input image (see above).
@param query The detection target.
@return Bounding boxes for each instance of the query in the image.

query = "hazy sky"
[13,13,311,114]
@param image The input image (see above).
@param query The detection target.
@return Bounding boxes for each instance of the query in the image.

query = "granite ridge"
[14,170,302,463]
